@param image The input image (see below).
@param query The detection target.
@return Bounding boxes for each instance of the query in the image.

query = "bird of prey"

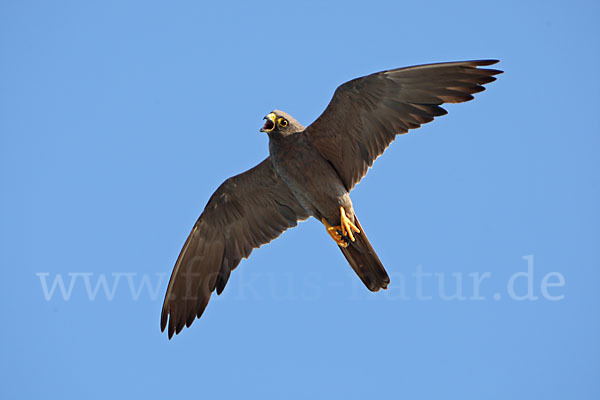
[161,59,502,338]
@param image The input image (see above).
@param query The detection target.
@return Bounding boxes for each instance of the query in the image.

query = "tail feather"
[339,216,389,291]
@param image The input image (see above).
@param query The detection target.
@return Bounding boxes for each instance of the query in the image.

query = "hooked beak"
[260,113,276,132]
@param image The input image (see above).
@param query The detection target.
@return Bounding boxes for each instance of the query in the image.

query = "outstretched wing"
[305,60,502,191]
[161,158,309,338]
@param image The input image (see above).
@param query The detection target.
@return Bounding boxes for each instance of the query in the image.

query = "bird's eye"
[278,118,288,127]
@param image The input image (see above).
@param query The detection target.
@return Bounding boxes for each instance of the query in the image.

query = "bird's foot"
[323,218,348,247]
[322,207,360,248]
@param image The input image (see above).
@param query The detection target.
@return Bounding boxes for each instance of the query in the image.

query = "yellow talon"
[339,206,360,241]
[322,217,347,247]
[322,207,360,248]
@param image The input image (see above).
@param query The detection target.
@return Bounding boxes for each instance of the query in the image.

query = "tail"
[339,216,390,291]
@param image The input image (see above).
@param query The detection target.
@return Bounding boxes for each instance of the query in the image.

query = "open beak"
[260,113,276,132]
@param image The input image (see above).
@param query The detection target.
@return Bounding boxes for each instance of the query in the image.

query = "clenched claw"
[322,207,360,247]
[339,206,360,241]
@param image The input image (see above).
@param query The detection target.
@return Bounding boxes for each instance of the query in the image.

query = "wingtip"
[473,60,503,76]
[161,312,176,340]
[471,59,500,66]
[486,69,504,76]
[160,303,170,333]
[167,315,176,339]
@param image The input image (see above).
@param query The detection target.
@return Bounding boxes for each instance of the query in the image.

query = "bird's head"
[260,110,304,136]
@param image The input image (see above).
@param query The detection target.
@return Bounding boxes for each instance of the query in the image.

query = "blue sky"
[1,0,599,398]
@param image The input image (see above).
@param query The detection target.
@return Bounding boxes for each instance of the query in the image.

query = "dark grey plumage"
[161,159,309,337]
[161,60,502,338]
[306,60,502,190]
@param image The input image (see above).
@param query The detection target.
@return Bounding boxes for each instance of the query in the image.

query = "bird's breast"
[269,135,348,219]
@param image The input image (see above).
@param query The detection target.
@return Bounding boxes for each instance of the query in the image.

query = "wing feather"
[161,158,308,338]
[306,60,502,190]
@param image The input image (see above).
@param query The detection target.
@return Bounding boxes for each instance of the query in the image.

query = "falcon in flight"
[161,59,502,338]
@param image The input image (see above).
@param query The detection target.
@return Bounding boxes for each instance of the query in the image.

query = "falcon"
[161,59,502,338]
